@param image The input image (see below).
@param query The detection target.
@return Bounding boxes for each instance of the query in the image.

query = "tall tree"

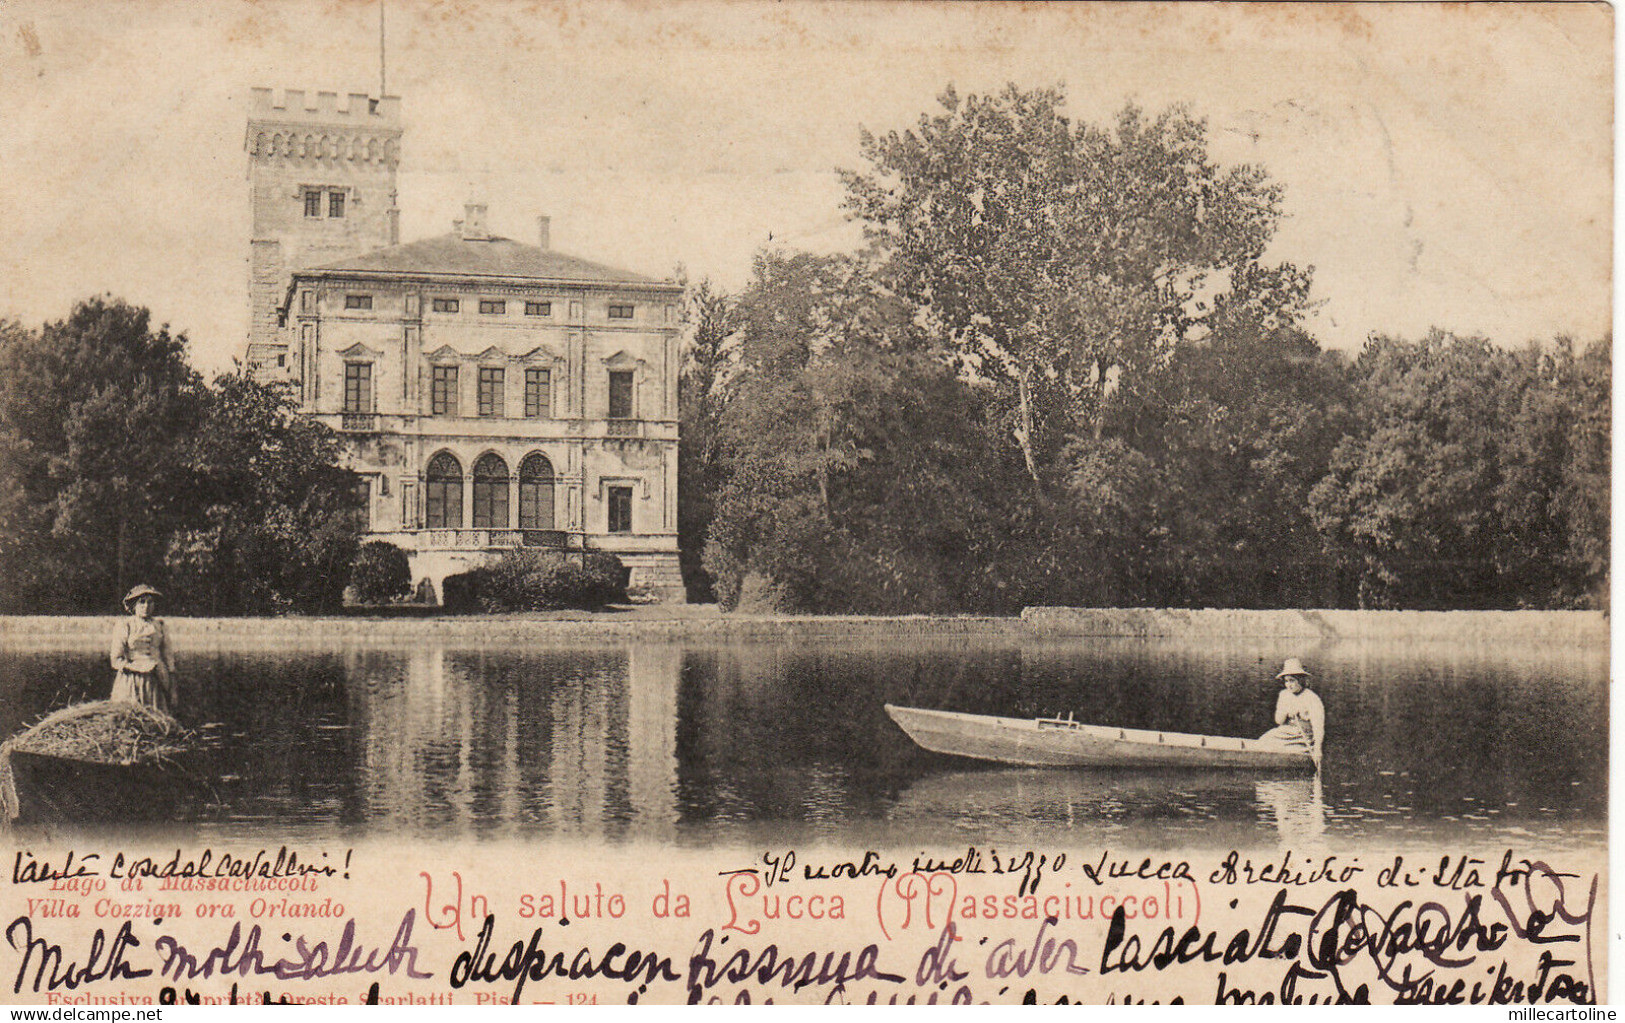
[702,250,990,612]
[0,297,363,615]
[1557,338,1610,605]
[1309,331,1522,608]
[0,298,203,611]
[1495,336,1611,607]
[1311,330,1609,609]
[676,277,737,602]
[843,85,1302,492]
[1097,270,1354,608]
[166,370,361,615]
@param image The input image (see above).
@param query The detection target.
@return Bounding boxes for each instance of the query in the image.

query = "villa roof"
[298,232,677,290]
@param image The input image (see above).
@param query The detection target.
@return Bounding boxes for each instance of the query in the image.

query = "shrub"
[443,550,628,612]
[349,541,413,605]
[439,570,481,613]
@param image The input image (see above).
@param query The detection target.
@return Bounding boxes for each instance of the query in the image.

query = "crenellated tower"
[244,87,402,382]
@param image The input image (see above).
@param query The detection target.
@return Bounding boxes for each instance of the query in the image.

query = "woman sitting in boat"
[110,584,177,715]
[1260,658,1323,759]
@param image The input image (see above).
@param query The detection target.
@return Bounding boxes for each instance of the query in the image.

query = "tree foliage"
[0,297,362,615]
[843,85,1307,489]
[701,251,994,612]
[1556,339,1610,604]
[0,298,203,610]
[676,277,736,602]
[350,541,414,605]
[166,369,363,615]
[679,84,1605,614]
[1308,331,1606,609]
[1098,311,1355,608]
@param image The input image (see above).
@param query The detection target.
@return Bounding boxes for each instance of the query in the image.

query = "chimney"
[460,202,489,240]
[537,215,551,251]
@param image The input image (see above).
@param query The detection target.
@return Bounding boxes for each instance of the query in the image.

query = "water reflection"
[886,769,1332,848]
[0,633,1605,851]
[346,645,679,839]
[1255,776,1326,847]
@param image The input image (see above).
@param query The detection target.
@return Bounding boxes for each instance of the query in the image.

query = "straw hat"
[1276,657,1310,679]
[122,584,162,609]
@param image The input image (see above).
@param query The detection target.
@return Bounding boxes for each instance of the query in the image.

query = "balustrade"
[415,528,576,550]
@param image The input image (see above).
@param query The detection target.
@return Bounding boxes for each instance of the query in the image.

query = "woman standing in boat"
[1261,658,1323,764]
[110,584,177,715]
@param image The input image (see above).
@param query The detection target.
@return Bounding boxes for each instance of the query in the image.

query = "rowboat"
[883,704,1315,771]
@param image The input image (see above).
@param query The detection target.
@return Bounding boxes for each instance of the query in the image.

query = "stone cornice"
[288,267,682,296]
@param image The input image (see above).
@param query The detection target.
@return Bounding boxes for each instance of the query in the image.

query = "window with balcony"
[344,294,373,311]
[608,370,634,419]
[479,299,506,315]
[432,298,459,313]
[343,363,373,413]
[478,367,505,417]
[472,453,510,529]
[431,365,459,416]
[519,453,555,530]
[608,486,633,534]
[524,368,551,418]
[425,452,463,529]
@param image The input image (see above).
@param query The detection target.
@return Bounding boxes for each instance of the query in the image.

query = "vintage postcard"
[0,0,1610,1007]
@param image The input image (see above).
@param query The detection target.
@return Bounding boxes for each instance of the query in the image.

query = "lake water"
[0,633,1606,852]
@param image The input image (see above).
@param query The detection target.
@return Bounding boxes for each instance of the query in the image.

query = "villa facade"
[244,88,684,600]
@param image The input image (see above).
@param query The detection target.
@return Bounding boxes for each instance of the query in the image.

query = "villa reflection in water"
[349,645,680,840]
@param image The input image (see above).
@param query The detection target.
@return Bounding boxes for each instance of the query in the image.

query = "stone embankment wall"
[0,607,1606,648]
[1020,607,1608,646]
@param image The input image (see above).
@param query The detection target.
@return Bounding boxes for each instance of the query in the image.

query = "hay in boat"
[1,700,196,820]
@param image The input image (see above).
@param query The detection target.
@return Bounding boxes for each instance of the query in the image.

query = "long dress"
[110,615,176,715]
[1259,686,1325,753]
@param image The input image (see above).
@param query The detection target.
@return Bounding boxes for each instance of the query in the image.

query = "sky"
[0,0,1611,375]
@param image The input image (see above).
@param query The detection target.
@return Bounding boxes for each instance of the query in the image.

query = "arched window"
[425,452,463,529]
[518,453,555,530]
[472,453,510,529]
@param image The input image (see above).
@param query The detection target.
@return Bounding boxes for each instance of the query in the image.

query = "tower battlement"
[244,85,403,374]
[250,86,401,126]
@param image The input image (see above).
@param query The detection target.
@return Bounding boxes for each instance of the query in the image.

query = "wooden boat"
[0,700,201,825]
[883,704,1315,771]
[2,749,195,824]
